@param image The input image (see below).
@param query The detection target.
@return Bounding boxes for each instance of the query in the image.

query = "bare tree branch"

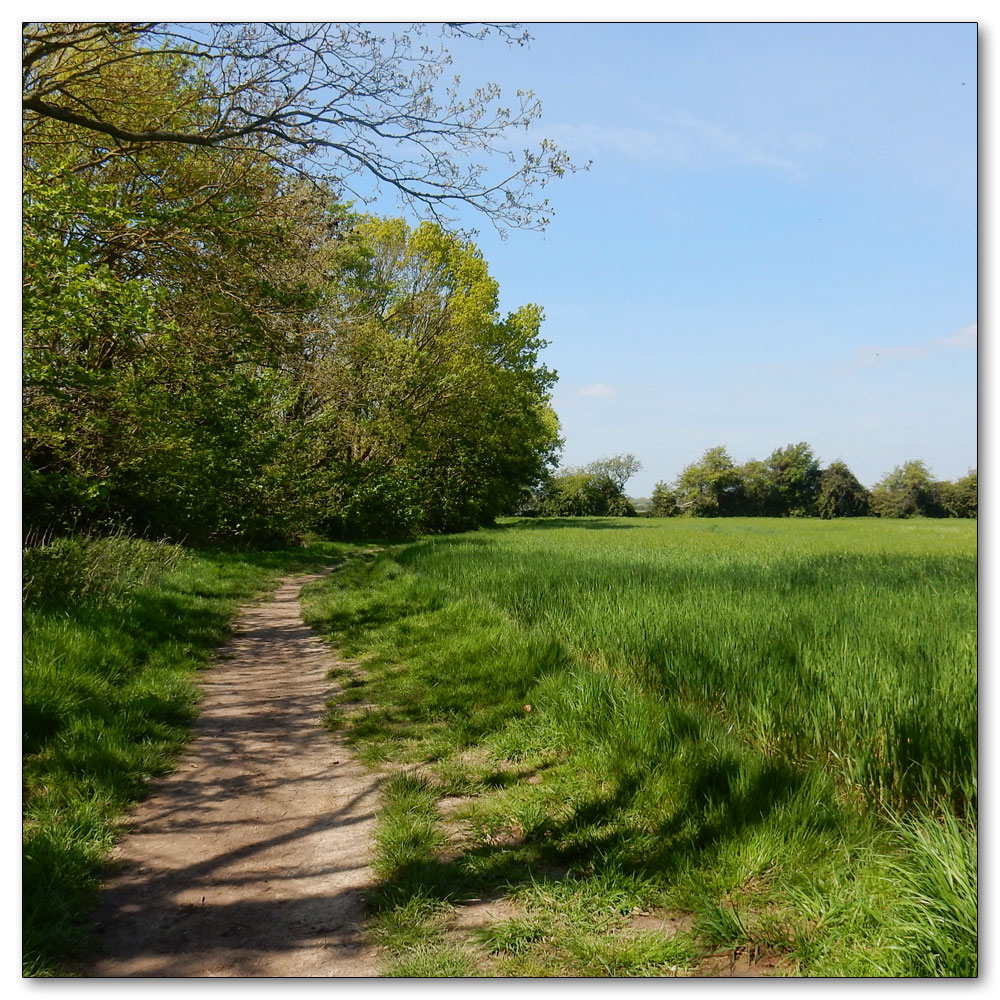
[22,21,585,234]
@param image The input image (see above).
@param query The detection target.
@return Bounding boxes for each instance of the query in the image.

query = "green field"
[22,518,976,977]
[302,516,977,977]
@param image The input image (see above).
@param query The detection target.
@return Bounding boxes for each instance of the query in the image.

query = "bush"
[817,461,873,519]
[649,481,681,517]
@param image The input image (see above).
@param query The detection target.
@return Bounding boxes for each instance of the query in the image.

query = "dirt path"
[78,570,381,978]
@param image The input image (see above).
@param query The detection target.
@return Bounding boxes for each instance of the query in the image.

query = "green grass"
[876,806,978,977]
[22,533,360,976]
[302,516,977,977]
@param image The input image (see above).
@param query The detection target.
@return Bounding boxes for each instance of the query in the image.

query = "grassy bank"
[302,516,977,977]
[22,533,358,976]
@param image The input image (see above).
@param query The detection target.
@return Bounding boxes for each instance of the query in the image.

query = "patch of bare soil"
[449,898,523,933]
[696,948,795,977]
[75,571,382,978]
[626,911,696,937]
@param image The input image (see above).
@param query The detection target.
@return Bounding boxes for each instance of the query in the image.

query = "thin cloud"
[937,323,977,349]
[578,383,616,397]
[535,112,805,178]
[665,110,803,176]
[538,123,689,163]
[829,322,977,376]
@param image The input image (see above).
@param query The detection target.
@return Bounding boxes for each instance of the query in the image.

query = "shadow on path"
[76,571,382,978]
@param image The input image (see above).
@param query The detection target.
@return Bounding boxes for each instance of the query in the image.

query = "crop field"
[303,516,977,977]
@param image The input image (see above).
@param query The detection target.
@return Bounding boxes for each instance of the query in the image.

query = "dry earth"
[76,570,382,978]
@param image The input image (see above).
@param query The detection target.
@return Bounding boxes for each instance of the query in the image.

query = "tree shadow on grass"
[542,755,835,879]
[366,749,835,957]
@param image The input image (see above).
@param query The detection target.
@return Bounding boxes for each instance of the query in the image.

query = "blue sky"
[411,20,977,497]
[4,14,979,502]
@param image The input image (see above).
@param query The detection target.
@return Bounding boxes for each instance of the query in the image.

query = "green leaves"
[674,446,744,516]
[818,461,872,519]
[23,39,561,543]
[304,216,559,537]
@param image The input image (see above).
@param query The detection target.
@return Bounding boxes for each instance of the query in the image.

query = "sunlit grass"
[303,515,977,977]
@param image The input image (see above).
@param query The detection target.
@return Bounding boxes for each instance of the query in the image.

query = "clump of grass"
[368,889,454,952]
[23,531,183,610]
[474,916,549,956]
[564,930,697,977]
[877,807,978,977]
[382,943,481,978]
[22,534,354,976]
[372,774,449,878]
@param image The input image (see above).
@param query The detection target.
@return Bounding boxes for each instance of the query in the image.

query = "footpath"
[78,571,381,977]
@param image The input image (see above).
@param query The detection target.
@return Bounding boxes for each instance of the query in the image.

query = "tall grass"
[22,533,354,976]
[303,516,977,976]
[396,518,976,815]
[878,805,978,977]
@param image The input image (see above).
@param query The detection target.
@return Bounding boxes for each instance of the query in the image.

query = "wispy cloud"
[536,111,806,178]
[665,111,804,176]
[938,323,977,349]
[578,383,616,397]
[829,323,977,376]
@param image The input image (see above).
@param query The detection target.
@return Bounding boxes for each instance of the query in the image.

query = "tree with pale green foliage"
[301,217,561,536]
[871,460,942,519]
[673,446,744,516]
[534,455,640,517]
[586,453,642,493]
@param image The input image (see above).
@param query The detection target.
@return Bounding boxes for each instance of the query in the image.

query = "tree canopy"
[530,455,641,517]
[649,446,973,520]
[673,446,744,516]
[871,460,944,519]
[23,21,565,543]
[817,461,873,519]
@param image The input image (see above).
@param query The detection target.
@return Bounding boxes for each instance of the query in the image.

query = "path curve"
[79,570,381,977]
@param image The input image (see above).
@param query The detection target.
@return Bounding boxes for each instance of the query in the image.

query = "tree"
[871,460,942,518]
[536,472,599,517]
[649,481,680,517]
[534,454,639,517]
[585,454,642,493]
[935,469,978,519]
[23,22,580,234]
[765,442,821,516]
[736,458,775,516]
[302,217,561,536]
[23,25,568,542]
[22,57,339,542]
[674,446,744,516]
[817,461,873,519]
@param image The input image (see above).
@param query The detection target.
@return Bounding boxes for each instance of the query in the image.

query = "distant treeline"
[525,445,977,519]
